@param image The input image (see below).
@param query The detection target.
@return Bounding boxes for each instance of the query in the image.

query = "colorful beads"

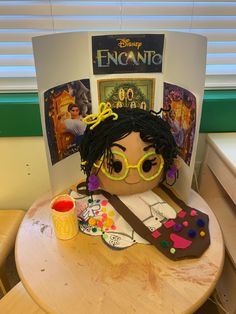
[170,248,176,254]
[183,221,189,227]
[87,199,116,231]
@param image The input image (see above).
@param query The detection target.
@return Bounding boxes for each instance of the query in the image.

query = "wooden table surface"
[15,189,224,314]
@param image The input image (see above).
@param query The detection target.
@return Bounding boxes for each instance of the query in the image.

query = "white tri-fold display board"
[32,31,207,203]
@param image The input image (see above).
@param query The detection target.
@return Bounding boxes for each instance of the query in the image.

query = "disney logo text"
[117,38,142,50]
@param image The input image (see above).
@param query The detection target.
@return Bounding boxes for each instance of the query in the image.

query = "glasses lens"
[102,152,127,180]
[139,153,163,180]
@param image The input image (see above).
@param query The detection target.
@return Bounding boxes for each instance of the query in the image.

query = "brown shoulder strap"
[101,190,155,245]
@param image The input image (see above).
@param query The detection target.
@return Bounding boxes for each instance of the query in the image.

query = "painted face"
[96,132,164,195]
[69,106,80,119]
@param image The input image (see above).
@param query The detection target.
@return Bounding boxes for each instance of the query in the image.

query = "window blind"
[0,0,236,91]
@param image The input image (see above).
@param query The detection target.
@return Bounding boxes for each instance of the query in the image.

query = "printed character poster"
[163,82,196,166]
[98,78,155,110]
[92,34,164,74]
[44,79,91,165]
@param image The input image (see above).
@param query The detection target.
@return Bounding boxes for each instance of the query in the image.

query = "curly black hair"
[79,107,178,180]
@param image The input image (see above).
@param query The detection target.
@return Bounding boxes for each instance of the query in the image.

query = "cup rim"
[50,194,75,213]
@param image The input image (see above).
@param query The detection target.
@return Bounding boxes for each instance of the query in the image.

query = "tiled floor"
[1,250,221,313]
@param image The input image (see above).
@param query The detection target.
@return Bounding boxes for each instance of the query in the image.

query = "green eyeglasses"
[94,150,164,181]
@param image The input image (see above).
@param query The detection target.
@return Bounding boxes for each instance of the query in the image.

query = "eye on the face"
[142,158,157,172]
[112,160,123,173]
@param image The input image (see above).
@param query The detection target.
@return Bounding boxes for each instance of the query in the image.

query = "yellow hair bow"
[83,102,118,130]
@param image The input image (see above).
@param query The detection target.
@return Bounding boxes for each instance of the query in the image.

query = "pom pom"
[196,218,205,227]
[88,174,100,191]
[187,229,197,238]
[166,165,177,178]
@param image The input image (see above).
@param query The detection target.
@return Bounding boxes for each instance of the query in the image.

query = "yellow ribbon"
[83,102,118,130]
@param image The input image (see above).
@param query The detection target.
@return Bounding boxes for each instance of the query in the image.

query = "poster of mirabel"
[44,79,91,165]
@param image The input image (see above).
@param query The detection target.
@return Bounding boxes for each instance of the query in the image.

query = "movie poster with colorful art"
[44,79,91,165]
[98,78,155,110]
[163,82,196,166]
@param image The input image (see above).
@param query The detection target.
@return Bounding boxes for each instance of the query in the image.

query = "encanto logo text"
[96,50,162,67]
[92,34,164,74]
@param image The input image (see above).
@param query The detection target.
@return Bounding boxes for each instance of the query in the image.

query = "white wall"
[0,137,50,210]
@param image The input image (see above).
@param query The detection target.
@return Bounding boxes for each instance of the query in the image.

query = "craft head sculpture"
[80,103,178,195]
[78,103,211,261]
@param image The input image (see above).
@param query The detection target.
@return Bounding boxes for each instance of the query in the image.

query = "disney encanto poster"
[92,34,164,74]
[44,79,91,165]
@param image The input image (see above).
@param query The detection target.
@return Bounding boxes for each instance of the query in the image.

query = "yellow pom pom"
[108,210,115,217]
[88,217,96,226]
[104,218,114,228]
[200,231,206,237]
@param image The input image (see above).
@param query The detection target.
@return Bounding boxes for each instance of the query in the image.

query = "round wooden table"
[15,189,224,314]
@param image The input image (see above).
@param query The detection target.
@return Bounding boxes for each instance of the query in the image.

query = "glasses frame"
[94,150,164,181]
